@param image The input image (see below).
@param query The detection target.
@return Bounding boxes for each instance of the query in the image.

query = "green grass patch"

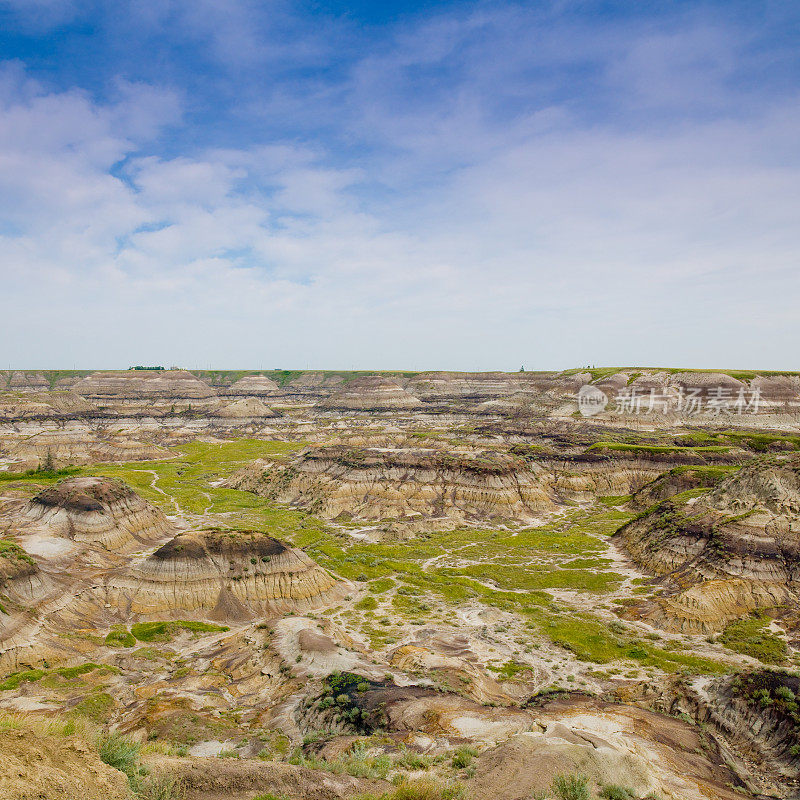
[598,495,632,506]
[720,614,787,664]
[368,578,395,593]
[0,466,81,484]
[105,626,136,648]
[0,662,116,691]
[74,691,115,721]
[0,668,46,690]
[587,442,730,454]
[131,620,229,643]
[0,540,35,565]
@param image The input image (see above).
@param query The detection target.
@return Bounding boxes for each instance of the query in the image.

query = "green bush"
[98,732,142,781]
[450,745,477,769]
[599,785,636,800]
[552,773,591,800]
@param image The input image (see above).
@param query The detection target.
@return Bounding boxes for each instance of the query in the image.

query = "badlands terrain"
[1,368,800,800]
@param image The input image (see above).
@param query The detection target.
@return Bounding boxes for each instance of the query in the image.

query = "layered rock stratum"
[73,369,215,399]
[106,528,344,617]
[616,455,800,632]
[23,476,172,552]
[229,445,554,523]
[316,376,422,411]
[0,366,799,799]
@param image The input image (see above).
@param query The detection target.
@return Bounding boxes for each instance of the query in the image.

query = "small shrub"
[387,778,466,800]
[98,732,142,780]
[552,773,591,800]
[134,774,186,800]
[396,746,435,770]
[599,785,636,800]
[450,745,477,769]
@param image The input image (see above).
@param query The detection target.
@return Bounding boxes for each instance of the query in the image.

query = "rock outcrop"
[226,375,280,395]
[468,701,745,800]
[0,727,130,800]
[2,431,170,470]
[107,528,343,617]
[73,370,215,399]
[316,377,421,411]
[616,455,800,631]
[0,392,96,420]
[1,371,50,391]
[23,477,172,552]
[214,398,279,418]
[229,446,554,522]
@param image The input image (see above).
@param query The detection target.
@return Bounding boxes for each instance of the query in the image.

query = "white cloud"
[1,4,799,369]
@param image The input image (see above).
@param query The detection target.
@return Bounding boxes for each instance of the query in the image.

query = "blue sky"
[1,0,798,370]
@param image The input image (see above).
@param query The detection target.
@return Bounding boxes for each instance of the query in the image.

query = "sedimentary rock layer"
[616,455,800,631]
[73,370,214,399]
[229,445,554,522]
[213,398,279,418]
[316,377,422,411]
[106,528,342,617]
[23,477,172,551]
[225,375,280,395]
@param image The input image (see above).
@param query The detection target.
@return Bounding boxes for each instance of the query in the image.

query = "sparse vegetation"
[599,785,637,800]
[720,614,787,664]
[131,620,229,643]
[551,773,591,800]
[450,745,478,769]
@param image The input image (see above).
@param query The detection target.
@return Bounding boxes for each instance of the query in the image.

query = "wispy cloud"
[0,0,798,368]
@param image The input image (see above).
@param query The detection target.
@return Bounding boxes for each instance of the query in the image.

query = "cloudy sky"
[1,0,798,370]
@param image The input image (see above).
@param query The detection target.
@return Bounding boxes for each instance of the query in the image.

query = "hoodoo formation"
[1,368,800,799]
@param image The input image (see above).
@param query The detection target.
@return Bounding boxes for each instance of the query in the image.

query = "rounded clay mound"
[25,477,172,550]
[110,528,343,617]
[151,528,289,561]
[33,476,139,513]
[226,375,280,394]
